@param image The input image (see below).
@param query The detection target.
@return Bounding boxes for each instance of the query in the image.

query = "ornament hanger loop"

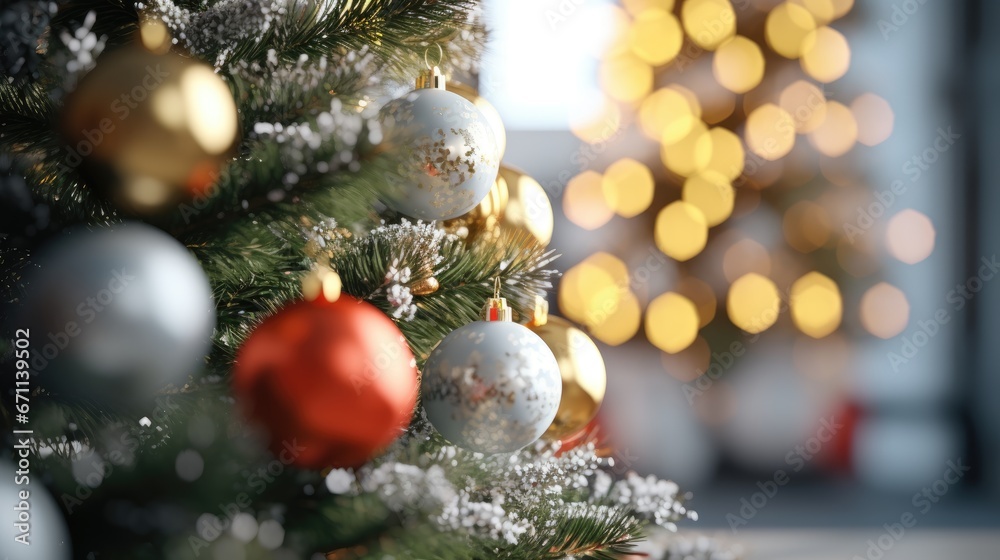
[424,43,444,70]
[493,276,502,298]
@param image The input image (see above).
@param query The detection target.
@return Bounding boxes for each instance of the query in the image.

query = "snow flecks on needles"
[244,47,382,187]
[606,472,694,531]
[385,260,417,321]
[305,220,451,322]
[58,11,105,77]
[141,0,287,67]
[437,491,530,546]
[253,95,378,187]
[323,422,697,547]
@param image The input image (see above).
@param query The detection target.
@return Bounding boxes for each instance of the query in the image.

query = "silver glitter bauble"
[378,75,501,221]
[0,461,71,560]
[17,222,215,406]
[421,320,562,454]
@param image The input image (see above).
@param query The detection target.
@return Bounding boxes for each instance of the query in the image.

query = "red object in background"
[821,400,862,473]
[556,413,613,457]
[233,296,418,469]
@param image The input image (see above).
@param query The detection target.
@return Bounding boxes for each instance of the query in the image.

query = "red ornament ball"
[233,295,418,469]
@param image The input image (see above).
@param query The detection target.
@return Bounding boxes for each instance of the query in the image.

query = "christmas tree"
[0,1,698,559]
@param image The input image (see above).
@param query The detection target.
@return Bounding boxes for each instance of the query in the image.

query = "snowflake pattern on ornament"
[421,321,562,454]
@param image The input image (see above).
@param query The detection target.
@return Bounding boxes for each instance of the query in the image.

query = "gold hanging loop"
[424,43,444,69]
[417,44,447,89]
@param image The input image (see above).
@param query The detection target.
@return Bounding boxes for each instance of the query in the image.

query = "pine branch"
[501,506,643,560]
[160,122,381,239]
[47,0,139,55]
[158,0,484,72]
[0,80,60,152]
[325,223,558,360]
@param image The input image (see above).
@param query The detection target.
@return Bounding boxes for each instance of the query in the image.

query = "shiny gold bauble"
[531,314,608,440]
[499,165,554,246]
[441,168,507,242]
[443,165,554,246]
[409,275,440,296]
[449,81,506,160]
[62,37,239,216]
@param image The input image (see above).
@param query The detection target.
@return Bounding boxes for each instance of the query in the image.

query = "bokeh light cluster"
[560,0,924,361]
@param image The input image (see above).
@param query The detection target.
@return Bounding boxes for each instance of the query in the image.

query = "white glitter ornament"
[378,65,500,221]
[421,286,561,453]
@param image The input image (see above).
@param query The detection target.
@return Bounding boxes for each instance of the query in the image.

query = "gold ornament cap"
[416,45,447,90]
[529,294,549,327]
[303,266,342,303]
[138,17,172,54]
[416,65,447,90]
[481,277,512,322]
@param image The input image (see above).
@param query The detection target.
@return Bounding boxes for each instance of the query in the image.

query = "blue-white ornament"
[421,296,561,454]
[15,222,215,405]
[378,67,501,221]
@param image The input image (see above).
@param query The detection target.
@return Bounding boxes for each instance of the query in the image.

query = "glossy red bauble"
[233,295,418,469]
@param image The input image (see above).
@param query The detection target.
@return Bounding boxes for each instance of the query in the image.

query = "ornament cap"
[416,65,447,90]
[482,297,512,322]
[303,266,342,303]
[529,294,549,327]
[138,16,172,55]
[482,277,512,321]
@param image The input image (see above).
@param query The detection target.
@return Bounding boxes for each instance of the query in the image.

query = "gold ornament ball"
[498,165,554,246]
[531,314,608,440]
[449,81,506,161]
[62,36,239,216]
[441,168,507,242]
[443,165,554,246]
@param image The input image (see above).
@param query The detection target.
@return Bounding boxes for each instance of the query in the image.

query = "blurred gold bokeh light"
[646,292,701,354]
[766,2,817,59]
[746,103,796,161]
[603,158,656,218]
[800,26,851,83]
[655,201,709,261]
[683,171,735,226]
[629,8,684,66]
[790,271,843,338]
[727,273,781,334]
[713,36,766,93]
[682,0,737,50]
[564,171,615,230]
